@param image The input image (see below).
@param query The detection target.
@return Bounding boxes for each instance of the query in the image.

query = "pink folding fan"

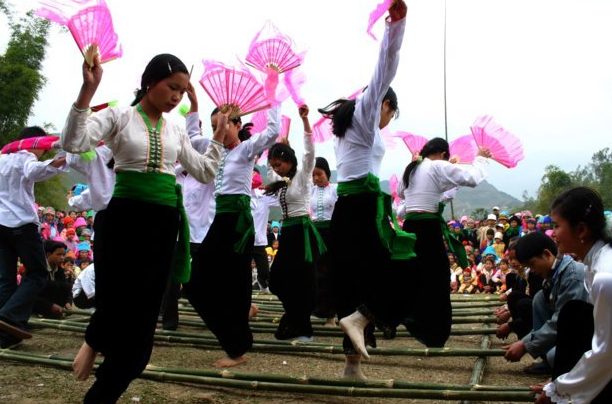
[200,61,271,117]
[470,115,524,168]
[246,38,302,74]
[389,174,401,204]
[1,136,60,154]
[449,135,478,164]
[36,0,122,66]
[367,0,394,40]
[246,21,302,74]
[394,131,428,158]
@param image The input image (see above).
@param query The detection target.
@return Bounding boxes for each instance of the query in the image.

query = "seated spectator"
[493,232,506,257]
[33,240,73,319]
[72,263,95,309]
[502,232,588,375]
[458,268,477,294]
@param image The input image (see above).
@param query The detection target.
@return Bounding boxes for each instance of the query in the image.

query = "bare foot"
[73,342,96,381]
[342,354,367,380]
[339,311,370,360]
[213,355,247,368]
[248,304,259,319]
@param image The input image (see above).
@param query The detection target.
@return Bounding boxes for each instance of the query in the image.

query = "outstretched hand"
[298,104,309,119]
[388,0,407,22]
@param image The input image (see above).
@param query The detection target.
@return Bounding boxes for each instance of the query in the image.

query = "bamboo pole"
[30,318,506,357]
[0,349,534,401]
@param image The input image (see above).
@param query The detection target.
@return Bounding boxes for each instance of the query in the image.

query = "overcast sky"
[2,0,611,199]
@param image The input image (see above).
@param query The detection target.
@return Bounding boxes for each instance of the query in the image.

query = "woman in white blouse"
[537,187,612,404]
[266,105,324,342]
[317,0,409,379]
[310,157,338,327]
[399,138,490,348]
[63,54,226,402]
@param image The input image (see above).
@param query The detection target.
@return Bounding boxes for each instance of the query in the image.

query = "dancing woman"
[399,138,490,347]
[266,104,324,342]
[310,157,338,326]
[62,54,227,403]
[318,0,410,378]
[184,71,280,368]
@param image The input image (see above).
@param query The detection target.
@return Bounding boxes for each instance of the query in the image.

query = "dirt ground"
[0,306,543,404]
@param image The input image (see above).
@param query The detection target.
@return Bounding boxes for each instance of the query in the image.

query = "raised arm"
[299,105,315,176]
[62,58,111,153]
[352,1,407,144]
[23,155,67,182]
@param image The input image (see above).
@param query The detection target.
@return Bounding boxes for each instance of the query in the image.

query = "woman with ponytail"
[318,0,410,379]
[265,104,325,342]
[536,187,612,404]
[62,54,227,403]
[398,137,490,348]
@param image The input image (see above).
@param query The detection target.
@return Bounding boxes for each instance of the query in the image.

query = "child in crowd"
[493,232,506,257]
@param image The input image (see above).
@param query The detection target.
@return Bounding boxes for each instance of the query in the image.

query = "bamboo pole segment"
[30,318,506,357]
[0,349,535,401]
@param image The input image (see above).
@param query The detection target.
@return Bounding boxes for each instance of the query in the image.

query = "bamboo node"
[221,370,233,378]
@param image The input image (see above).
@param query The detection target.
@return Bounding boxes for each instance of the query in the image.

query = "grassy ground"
[0,310,543,404]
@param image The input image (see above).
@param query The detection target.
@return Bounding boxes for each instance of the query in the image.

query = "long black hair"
[401,137,450,189]
[317,86,398,138]
[265,143,298,195]
[131,54,188,106]
[551,187,611,245]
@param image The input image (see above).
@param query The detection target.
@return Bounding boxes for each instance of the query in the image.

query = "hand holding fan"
[36,0,122,66]
[199,60,271,118]
[470,115,524,168]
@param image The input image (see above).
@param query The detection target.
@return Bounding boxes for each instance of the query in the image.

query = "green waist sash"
[215,194,253,254]
[404,203,468,268]
[113,171,191,283]
[337,173,416,261]
[282,215,327,263]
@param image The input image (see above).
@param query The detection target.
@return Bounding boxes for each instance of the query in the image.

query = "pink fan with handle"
[200,60,271,117]
[470,115,524,168]
[1,136,60,154]
[367,0,394,40]
[36,0,122,66]
[246,38,302,74]
[246,20,303,74]
[449,135,477,164]
[394,131,428,158]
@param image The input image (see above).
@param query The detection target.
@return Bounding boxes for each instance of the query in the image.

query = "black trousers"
[184,212,253,359]
[400,218,451,347]
[83,201,179,404]
[0,223,47,331]
[507,291,533,339]
[159,243,199,331]
[312,224,335,319]
[330,193,397,354]
[269,222,316,339]
[73,291,95,309]
[252,245,269,289]
[553,300,612,403]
